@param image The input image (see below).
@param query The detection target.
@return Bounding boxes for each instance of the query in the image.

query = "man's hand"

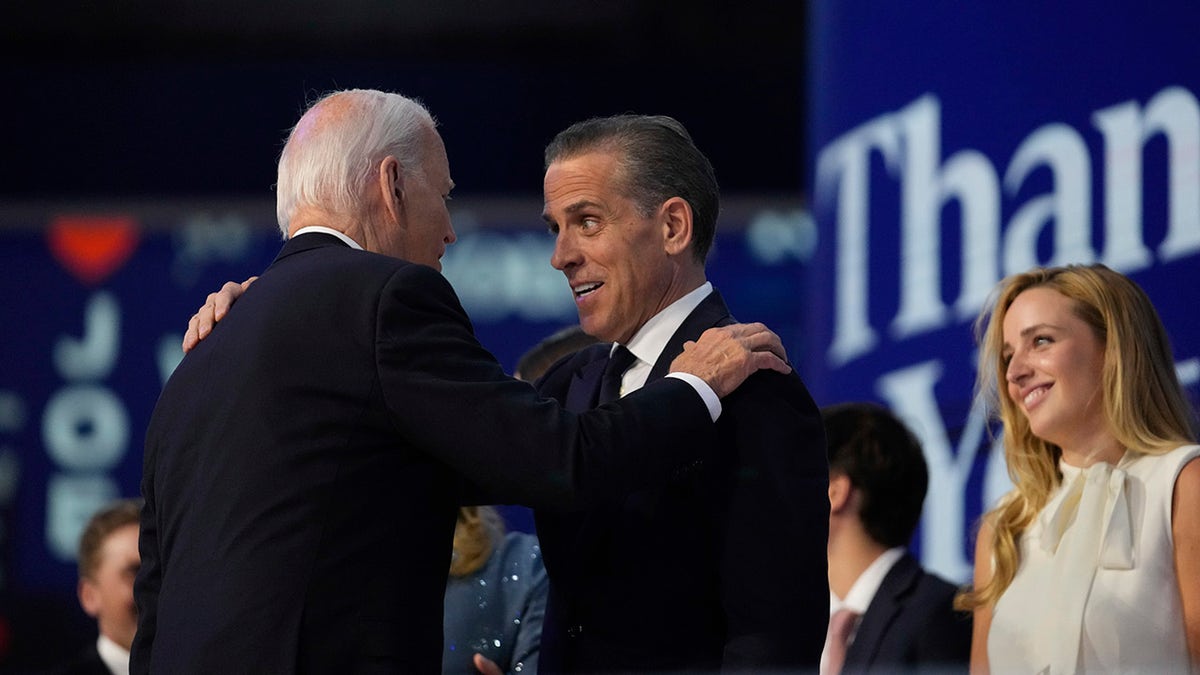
[182,276,257,353]
[668,322,791,398]
[472,653,502,675]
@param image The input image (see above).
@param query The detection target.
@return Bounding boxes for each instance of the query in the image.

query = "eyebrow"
[1019,323,1061,338]
[1002,322,1063,351]
[542,199,603,223]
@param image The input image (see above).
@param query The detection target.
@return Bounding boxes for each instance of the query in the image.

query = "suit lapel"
[647,289,734,382]
[844,553,922,669]
[566,355,608,413]
[570,290,733,570]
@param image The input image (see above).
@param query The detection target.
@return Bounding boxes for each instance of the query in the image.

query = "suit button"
[567,624,583,639]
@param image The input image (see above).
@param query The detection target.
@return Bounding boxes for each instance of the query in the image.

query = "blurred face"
[79,523,140,650]
[543,151,677,344]
[379,126,457,270]
[1002,287,1109,457]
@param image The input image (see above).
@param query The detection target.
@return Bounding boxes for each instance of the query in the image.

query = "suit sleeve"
[373,264,715,512]
[716,373,830,672]
[130,439,160,675]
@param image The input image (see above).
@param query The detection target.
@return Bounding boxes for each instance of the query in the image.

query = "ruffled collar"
[1039,452,1135,569]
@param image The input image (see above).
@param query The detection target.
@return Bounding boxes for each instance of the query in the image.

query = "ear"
[659,197,694,257]
[78,578,100,618]
[828,473,854,513]
[378,156,406,226]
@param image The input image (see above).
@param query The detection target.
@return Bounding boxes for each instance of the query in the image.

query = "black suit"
[46,643,112,675]
[132,233,715,674]
[535,290,830,673]
[842,553,971,674]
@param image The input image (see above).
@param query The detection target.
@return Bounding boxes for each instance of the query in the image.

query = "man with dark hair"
[821,402,971,675]
[54,498,142,675]
[534,114,830,673]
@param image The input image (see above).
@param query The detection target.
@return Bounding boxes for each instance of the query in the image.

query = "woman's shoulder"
[491,531,545,574]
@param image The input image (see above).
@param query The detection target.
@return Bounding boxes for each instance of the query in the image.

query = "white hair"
[274,89,436,236]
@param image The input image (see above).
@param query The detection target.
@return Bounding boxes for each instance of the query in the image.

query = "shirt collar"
[619,282,713,368]
[97,634,130,675]
[830,546,906,615]
[291,225,363,251]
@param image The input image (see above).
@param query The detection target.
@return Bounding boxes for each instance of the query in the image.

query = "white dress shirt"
[612,282,721,421]
[820,546,906,673]
[291,225,363,250]
[97,634,130,675]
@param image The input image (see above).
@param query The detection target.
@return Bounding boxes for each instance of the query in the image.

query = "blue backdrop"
[807,2,1200,583]
[0,199,812,662]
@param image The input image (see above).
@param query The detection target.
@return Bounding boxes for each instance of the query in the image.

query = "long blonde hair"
[957,264,1195,609]
[449,505,505,578]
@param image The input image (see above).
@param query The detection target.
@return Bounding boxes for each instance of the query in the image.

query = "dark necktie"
[597,344,637,405]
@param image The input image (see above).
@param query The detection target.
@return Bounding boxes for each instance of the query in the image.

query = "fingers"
[695,324,789,364]
[212,281,245,321]
[183,313,200,353]
[472,653,503,675]
[753,350,792,375]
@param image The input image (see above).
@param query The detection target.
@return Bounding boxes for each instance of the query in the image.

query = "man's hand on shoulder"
[182,276,257,352]
[669,322,791,398]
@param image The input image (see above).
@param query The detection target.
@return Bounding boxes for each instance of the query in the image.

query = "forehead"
[418,126,451,179]
[544,151,627,202]
[1002,286,1081,333]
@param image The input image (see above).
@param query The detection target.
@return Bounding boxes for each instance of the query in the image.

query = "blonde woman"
[961,263,1200,673]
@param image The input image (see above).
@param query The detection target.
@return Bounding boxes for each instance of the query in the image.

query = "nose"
[1005,350,1030,385]
[550,230,579,271]
[444,220,457,246]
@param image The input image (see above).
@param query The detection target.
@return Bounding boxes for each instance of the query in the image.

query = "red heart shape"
[47,215,141,286]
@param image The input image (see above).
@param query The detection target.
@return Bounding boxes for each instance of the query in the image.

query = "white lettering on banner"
[43,291,126,562]
[46,474,118,561]
[53,292,120,380]
[894,97,1000,341]
[42,386,129,470]
[875,360,1008,583]
[818,84,1200,367]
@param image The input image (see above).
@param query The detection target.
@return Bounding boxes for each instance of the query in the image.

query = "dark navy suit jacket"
[133,234,715,674]
[842,553,972,674]
[535,290,830,673]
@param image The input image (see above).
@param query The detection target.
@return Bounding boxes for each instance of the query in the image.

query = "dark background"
[4,1,807,204]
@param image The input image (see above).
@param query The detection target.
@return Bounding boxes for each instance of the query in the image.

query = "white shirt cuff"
[664,372,722,421]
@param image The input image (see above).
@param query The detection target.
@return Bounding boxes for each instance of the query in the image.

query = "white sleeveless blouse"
[989,444,1200,674]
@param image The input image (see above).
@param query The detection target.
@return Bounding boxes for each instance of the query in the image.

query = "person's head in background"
[77,498,142,651]
[274,89,456,270]
[514,324,600,382]
[542,115,718,344]
[823,402,928,567]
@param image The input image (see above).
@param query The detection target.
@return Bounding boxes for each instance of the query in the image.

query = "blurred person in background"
[821,402,970,675]
[50,498,141,675]
[443,506,545,675]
